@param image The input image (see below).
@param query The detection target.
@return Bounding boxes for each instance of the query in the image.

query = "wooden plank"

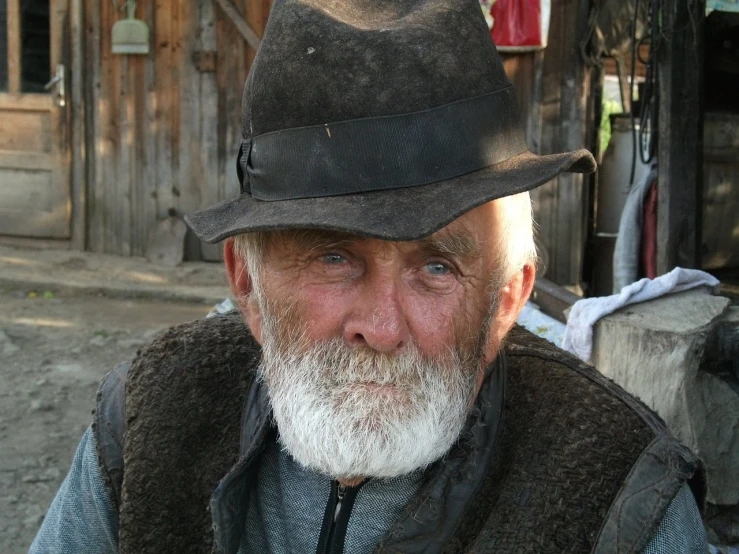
[213,0,261,51]
[6,0,20,94]
[0,94,51,111]
[656,0,704,274]
[49,0,72,239]
[0,149,54,170]
[530,0,566,285]
[531,277,581,324]
[507,0,593,289]
[527,51,545,155]
[0,169,54,213]
[84,0,104,252]
[70,0,86,249]
[154,0,175,225]
[105,0,125,255]
[592,290,737,505]
[115,46,133,256]
[205,0,248,262]
[0,236,71,250]
[96,0,114,253]
[131,0,157,257]
[702,113,739,269]
[245,0,270,65]
[553,0,592,288]
[176,0,201,260]
[0,206,70,237]
[0,111,52,152]
[198,0,223,261]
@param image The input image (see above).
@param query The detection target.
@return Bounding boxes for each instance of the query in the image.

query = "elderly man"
[31,0,706,552]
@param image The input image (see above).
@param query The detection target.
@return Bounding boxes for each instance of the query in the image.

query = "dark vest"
[93,313,704,554]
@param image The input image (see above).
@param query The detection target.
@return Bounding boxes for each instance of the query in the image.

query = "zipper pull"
[333,484,347,523]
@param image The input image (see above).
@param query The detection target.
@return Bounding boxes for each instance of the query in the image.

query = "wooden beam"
[0,149,54,170]
[0,93,50,111]
[656,0,705,274]
[531,278,582,324]
[7,0,21,94]
[70,0,87,250]
[214,0,261,51]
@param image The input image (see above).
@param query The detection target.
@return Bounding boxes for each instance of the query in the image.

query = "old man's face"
[225,201,534,480]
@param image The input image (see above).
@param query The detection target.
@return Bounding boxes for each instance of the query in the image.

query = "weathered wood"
[526,51,545,155]
[205,0,249,262]
[146,216,188,266]
[106,0,132,256]
[702,306,739,393]
[0,149,54,170]
[80,0,276,259]
[592,288,737,505]
[177,0,202,260]
[0,236,71,250]
[192,50,218,73]
[553,0,592,289]
[509,0,593,289]
[6,0,20,94]
[50,0,71,239]
[502,53,539,151]
[656,0,705,274]
[84,0,102,253]
[70,0,86,250]
[0,0,70,240]
[530,277,581,324]
[0,169,53,212]
[131,0,157,257]
[0,110,52,151]
[214,0,261,51]
[153,0,176,229]
[197,0,222,261]
[702,112,739,270]
[0,94,50,111]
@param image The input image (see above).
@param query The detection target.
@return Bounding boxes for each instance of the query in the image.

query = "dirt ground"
[0,285,212,554]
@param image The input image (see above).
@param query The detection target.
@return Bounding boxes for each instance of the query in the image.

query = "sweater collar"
[211,352,506,554]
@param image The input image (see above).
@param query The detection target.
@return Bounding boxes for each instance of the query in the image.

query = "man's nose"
[342,276,411,353]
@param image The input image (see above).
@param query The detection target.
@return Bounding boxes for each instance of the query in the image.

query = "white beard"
[258,331,480,480]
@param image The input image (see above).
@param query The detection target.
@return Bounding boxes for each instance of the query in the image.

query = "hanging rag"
[612,164,657,293]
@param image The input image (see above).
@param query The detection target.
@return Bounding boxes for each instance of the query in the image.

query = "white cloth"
[613,165,657,294]
[562,267,720,362]
[516,303,566,348]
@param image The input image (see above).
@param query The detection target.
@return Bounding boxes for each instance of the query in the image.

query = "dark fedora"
[185,0,596,243]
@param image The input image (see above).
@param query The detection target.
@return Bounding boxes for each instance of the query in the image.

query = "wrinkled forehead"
[263,201,503,257]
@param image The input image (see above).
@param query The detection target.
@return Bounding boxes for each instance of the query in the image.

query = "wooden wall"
[82,0,272,260]
[79,0,596,283]
[502,0,597,290]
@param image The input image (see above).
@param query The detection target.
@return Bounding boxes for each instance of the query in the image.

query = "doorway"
[0,0,70,239]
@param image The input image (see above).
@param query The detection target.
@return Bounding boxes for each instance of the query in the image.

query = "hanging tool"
[111,0,150,55]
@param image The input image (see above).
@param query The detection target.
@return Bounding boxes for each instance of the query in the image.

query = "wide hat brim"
[185,148,596,244]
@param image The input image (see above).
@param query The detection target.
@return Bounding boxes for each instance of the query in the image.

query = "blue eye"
[426,262,451,275]
[321,254,346,265]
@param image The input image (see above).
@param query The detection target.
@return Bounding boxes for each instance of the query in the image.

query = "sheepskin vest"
[93,313,704,554]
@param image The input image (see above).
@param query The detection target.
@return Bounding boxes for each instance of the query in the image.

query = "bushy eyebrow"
[416,231,481,263]
[270,228,481,263]
[273,229,359,253]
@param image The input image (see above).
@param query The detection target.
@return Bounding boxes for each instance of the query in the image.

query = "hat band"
[240,86,528,201]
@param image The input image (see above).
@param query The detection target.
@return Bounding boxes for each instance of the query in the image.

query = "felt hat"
[185,0,596,243]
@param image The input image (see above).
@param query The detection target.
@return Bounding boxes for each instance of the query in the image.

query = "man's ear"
[482,263,536,363]
[223,238,264,344]
[495,263,535,343]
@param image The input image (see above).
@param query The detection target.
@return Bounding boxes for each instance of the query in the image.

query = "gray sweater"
[30,427,707,553]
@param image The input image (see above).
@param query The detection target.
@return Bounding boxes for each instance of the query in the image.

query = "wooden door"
[0,0,69,238]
